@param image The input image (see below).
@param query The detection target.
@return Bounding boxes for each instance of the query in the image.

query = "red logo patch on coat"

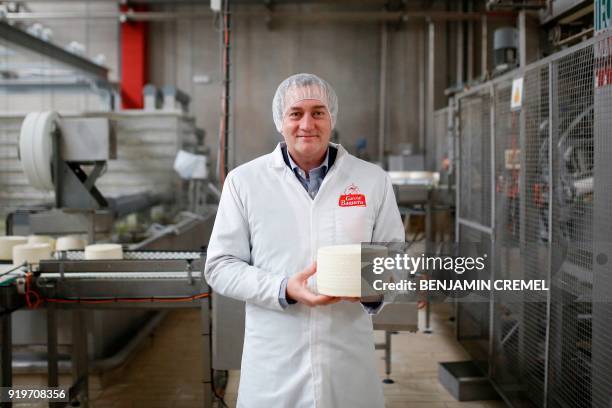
[339,184,366,207]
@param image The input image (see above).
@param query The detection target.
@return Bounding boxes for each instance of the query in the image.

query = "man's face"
[281,98,332,164]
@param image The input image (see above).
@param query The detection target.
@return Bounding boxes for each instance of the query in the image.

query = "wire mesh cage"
[455,30,611,408]
[548,43,594,408]
[490,66,551,408]
[457,223,492,375]
[456,87,494,384]
[458,90,492,228]
[591,32,612,408]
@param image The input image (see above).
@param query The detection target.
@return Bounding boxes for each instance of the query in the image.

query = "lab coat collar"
[270,141,345,170]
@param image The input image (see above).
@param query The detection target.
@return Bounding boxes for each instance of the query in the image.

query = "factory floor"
[220,303,505,408]
[12,303,506,408]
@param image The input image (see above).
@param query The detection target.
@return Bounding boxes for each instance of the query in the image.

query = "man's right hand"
[286,262,341,307]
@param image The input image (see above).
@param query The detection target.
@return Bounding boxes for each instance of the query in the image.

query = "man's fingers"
[304,262,317,277]
[311,295,340,306]
[300,290,338,306]
[297,262,317,280]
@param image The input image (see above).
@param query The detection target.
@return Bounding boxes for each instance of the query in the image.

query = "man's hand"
[286,262,341,307]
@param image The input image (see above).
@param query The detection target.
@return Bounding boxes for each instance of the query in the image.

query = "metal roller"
[19,111,60,190]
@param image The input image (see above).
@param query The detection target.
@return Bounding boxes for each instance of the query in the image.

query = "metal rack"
[455,29,612,408]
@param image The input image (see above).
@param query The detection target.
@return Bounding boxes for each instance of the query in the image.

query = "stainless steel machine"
[1,250,212,408]
[2,110,216,391]
[7,111,177,241]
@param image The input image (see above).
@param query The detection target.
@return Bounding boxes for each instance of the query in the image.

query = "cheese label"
[339,184,366,207]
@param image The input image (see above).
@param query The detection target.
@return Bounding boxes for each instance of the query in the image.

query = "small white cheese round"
[0,236,28,261]
[84,244,123,260]
[56,235,86,251]
[13,243,53,266]
[316,244,388,297]
[316,244,363,297]
[28,235,56,251]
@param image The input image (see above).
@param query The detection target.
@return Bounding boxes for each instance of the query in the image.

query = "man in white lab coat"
[205,73,404,408]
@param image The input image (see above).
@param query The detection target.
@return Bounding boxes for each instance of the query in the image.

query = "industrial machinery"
[1,108,217,386]
[0,250,212,407]
[389,171,440,205]
[454,26,609,408]
[7,111,177,241]
[494,27,519,74]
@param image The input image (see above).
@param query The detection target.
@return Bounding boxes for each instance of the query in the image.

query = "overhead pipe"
[481,14,488,77]
[6,12,119,20]
[7,0,392,2]
[518,9,527,67]
[487,0,546,10]
[426,21,435,157]
[418,23,425,154]
[217,0,231,185]
[377,22,388,165]
[456,3,464,87]
[5,0,485,4]
[6,10,516,22]
[467,0,474,81]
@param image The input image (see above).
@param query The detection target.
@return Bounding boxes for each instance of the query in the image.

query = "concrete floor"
[12,303,506,408]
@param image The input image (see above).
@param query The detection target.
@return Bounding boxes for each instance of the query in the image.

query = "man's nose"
[299,114,315,131]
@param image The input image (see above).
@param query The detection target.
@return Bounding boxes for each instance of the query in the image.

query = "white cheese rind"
[0,236,28,260]
[84,244,123,260]
[56,235,86,251]
[13,243,53,266]
[316,244,388,297]
[28,235,56,251]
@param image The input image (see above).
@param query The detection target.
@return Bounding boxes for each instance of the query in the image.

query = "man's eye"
[289,112,301,118]
[313,111,326,117]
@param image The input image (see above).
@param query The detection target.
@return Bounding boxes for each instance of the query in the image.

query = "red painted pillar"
[120,5,148,109]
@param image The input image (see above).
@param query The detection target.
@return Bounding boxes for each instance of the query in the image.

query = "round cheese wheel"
[56,235,86,251]
[0,236,28,261]
[28,235,56,251]
[84,244,123,260]
[13,243,53,266]
[316,244,388,297]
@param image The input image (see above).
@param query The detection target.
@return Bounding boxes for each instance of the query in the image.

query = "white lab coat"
[205,143,404,408]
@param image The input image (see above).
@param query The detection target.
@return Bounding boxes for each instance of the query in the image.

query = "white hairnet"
[272,73,338,132]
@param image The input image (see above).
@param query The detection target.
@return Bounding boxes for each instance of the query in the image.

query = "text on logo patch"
[339,183,366,207]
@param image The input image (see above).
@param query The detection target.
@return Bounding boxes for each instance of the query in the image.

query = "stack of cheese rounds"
[84,243,123,260]
[28,235,56,251]
[0,236,28,261]
[56,235,86,251]
[316,244,388,297]
[12,243,53,266]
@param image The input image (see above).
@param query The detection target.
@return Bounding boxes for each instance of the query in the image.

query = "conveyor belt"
[61,249,203,261]
[38,271,198,280]
[35,251,208,301]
